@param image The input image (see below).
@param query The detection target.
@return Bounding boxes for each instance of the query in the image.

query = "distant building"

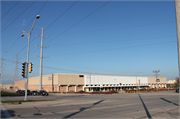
[166,80,176,87]
[14,73,167,92]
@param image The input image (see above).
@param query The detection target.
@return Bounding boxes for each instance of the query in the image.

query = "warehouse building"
[14,73,167,92]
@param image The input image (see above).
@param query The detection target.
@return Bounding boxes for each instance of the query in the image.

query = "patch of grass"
[1,100,56,104]
[1,91,23,97]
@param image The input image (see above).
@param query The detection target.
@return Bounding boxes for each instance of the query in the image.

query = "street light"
[136,71,142,92]
[86,67,91,92]
[21,15,40,101]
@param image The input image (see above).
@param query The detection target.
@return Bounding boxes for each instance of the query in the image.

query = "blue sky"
[0,0,178,85]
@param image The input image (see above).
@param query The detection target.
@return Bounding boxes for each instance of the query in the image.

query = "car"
[37,90,49,96]
[30,91,38,96]
[16,90,21,94]
[20,90,31,95]
[176,87,179,93]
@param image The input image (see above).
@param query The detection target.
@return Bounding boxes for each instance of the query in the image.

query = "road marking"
[0,104,13,119]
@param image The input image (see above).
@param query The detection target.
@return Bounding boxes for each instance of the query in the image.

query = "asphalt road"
[1,91,179,118]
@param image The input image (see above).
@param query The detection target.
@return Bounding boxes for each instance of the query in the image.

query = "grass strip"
[1,100,56,104]
[1,91,23,97]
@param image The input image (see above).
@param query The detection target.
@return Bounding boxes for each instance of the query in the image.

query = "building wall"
[148,77,167,84]
[77,85,83,92]
[60,85,67,92]
[1,85,13,89]
[14,80,26,90]
[85,75,148,86]
[57,73,84,85]
[68,85,75,92]
[28,85,58,92]
[28,74,58,85]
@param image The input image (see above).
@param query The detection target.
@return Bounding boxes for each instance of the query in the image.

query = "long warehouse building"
[14,73,167,92]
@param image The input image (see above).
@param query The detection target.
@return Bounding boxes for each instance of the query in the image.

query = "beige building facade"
[14,73,167,92]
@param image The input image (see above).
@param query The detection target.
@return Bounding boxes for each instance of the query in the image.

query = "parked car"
[37,90,49,96]
[20,90,31,95]
[30,91,38,96]
[176,87,179,93]
[16,90,21,94]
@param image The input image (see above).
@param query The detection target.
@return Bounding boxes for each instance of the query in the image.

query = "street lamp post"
[136,71,142,92]
[86,67,91,92]
[21,15,40,101]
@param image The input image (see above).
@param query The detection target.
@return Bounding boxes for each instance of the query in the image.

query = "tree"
[175,78,179,87]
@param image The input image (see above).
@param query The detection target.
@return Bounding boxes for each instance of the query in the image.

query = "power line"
[48,41,176,56]
[27,0,111,57]
[2,1,79,71]
[46,0,79,29]
[44,0,111,45]
[1,1,36,33]
[2,0,48,58]
[2,1,31,29]
[11,0,79,59]
[24,0,48,31]
[47,21,176,36]
[49,35,176,46]
[1,0,20,19]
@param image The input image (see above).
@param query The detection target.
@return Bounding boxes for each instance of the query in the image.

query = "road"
[1,91,179,118]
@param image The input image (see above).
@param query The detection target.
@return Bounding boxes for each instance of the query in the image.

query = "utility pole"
[1,58,6,90]
[153,70,160,91]
[36,27,48,91]
[175,0,180,93]
[13,54,21,90]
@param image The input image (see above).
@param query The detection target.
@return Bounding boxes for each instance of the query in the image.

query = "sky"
[0,0,179,85]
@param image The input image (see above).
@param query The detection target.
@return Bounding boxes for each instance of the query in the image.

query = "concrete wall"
[68,85,75,92]
[85,75,148,85]
[148,77,167,84]
[57,73,84,85]
[14,80,26,90]
[28,74,58,85]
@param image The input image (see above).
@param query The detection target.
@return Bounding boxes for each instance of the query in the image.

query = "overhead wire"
[46,0,79,29]
[1,0,21,19]
[44,0,111,46]
[14,0,80,58]
[28,0,111,56]
[2,0,48,58]
[1,1,36,33]
[2,0,80,72]
[46,21,176,36]
[48,41,176,56]
[49,35,176,46]
[2,1,31,29]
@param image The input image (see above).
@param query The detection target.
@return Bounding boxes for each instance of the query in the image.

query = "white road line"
[1,104,13,119]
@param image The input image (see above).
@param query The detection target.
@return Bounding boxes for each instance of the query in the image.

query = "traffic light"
[22,62,26,78]
[28,63,33,73]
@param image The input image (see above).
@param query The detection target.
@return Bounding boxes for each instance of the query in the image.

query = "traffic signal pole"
[22,15,40,101]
